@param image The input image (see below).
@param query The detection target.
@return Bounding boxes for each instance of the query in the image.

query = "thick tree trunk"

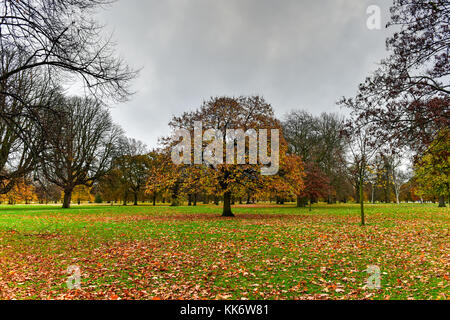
[188,194,192,206]
[438,196,446,208]
[193,194,197,206]
[222,192,234,217]
[297,196,307,208]
[63,190,73,209]
[133,193,138,206]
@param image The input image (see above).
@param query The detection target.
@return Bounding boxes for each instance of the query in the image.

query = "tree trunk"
[438,196,446,208]
[63,190,73,209]
[133,193,138,206]
[355,185,360,204]
[371,184,375,204]
[222,192,234,217]
[309,199,312,212]
[297,196,307,208]
[193,194,197,206]
[360,178,365,226]
[188,194,192,206]
[123,191,128,206]
[153,195,156,206]
[171,197,180,207]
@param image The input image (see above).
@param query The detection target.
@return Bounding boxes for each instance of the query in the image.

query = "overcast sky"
[96,0,393,148]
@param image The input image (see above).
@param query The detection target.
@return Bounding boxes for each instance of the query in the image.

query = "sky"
[95,0,393,148]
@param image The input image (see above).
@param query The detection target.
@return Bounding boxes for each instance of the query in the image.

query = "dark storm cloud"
[96,0,393,148]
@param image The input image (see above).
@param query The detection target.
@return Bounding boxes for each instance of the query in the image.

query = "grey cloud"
[97,0,393,148]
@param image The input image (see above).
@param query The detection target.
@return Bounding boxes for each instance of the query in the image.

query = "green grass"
[0,203,448,300]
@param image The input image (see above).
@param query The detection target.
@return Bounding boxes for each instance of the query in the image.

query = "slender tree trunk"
[360,177,365,226]
[63,190,73,209]
[371,184,375,204]
[355,182,360,204]
[222,192,234,217]
[133,193,138,206]
[193,194,197,206]
[153,194,156,206]
[123,191,128,206]
[309,199,312,212]
[188,194,192,206]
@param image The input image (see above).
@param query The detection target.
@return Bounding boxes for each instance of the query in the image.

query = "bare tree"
[345,125,378,226]
[0,49,59,194]
[0,0,137,102]
[41,96,122,208]
[283,111,348,204]
[392,168,411,205]
[0,0,136,193]
[342,0,449,153]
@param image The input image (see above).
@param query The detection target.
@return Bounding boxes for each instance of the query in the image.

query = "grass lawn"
[0,203,448,300]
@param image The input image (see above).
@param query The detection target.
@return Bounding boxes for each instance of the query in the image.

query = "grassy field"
[0,203,448,300]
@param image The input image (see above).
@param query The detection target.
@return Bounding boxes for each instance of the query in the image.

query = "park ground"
[0,203,448,300]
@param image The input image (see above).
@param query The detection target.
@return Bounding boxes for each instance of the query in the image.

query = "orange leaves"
[110,294,119,300]
[263,154,305,199]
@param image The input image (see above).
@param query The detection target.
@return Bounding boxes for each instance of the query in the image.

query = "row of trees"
[0,96,444,215]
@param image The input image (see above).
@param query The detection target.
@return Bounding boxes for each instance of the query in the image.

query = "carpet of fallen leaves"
[0,203,448,300]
